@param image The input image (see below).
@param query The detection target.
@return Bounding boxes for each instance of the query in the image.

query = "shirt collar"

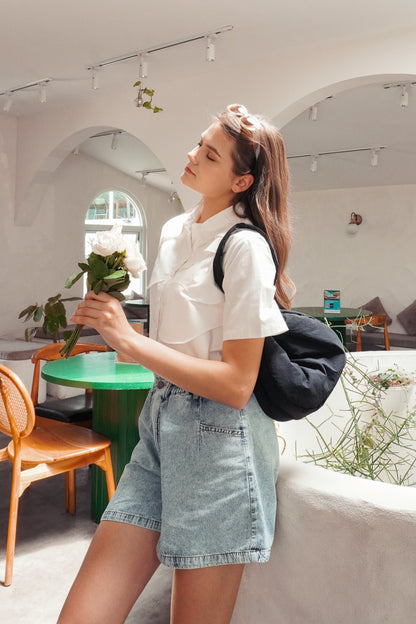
[190,204,248,246]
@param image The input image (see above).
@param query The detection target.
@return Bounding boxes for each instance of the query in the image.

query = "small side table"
[42,351,154,521]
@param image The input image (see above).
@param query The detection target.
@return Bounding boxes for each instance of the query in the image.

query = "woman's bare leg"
[57,521,160,624]
[170,564,244,624]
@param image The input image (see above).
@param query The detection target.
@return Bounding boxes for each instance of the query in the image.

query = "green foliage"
[60,250,130,357]
[133,80,163,113]
[18,293,80,342]
[299,360,416,487]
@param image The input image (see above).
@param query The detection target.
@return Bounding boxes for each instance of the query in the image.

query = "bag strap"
[213,222,279,292]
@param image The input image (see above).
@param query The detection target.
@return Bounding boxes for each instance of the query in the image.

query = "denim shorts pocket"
[199,422,245,437]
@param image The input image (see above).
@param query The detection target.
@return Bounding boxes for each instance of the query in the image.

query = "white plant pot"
[378,384,415,418]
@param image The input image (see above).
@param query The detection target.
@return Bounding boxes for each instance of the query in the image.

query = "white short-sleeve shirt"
[148,204,288,361]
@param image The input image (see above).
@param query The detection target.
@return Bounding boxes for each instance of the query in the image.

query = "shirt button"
[157,380,165,389]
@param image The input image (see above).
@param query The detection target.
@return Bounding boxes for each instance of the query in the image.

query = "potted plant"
[298,361,416,486]
[18,293,80,342]
[370,367,415,418]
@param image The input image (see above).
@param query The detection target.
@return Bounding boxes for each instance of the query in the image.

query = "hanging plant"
[133,81,163,113]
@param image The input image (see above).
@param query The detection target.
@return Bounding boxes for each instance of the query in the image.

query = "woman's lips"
[184,165,195,176]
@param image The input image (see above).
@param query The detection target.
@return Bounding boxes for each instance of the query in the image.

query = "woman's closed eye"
[197,141,216,161]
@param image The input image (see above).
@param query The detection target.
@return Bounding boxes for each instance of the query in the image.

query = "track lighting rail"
[86,25,233,71]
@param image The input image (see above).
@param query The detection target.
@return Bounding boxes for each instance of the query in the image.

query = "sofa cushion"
[397,300,416,336]
[360,296,392,331]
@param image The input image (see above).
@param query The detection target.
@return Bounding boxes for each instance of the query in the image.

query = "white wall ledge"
[232,457,416,623]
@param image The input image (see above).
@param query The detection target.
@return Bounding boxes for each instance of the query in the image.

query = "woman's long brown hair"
[217,105,295,309]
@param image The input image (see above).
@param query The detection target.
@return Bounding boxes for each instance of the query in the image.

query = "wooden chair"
[0,364,115,586]
[345,313,390,351]
[31,342,107,425]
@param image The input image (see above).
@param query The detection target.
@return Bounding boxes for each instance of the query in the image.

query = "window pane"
[84,190,145,298]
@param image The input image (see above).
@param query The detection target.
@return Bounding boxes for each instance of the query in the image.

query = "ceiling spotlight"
[111,132,119,150]
[346,212,363,235]
[3,92,13,113]
[370,148,379,167]
[39,82,47,104]
[168,181,178,203]
[400,84,409,108]
[139,54,148,80]
[310,155,318,173]
[308,104,318,121]
[91,67,99,90]
[205,35,216,62]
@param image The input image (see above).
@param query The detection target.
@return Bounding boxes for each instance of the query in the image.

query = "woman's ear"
[232,174,254,194]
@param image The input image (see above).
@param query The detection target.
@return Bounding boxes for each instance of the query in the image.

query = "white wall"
[289,185,416,333]
[2,149,180,339]
[2,24,416,340]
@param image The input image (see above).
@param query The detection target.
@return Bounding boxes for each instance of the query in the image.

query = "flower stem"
[59,324,83,358]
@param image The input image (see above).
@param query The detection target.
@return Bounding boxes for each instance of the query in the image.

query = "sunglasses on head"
[227,104,262,132]
[227,104,261,160]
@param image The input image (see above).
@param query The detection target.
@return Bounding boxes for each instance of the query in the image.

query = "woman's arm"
[71,291,263,409]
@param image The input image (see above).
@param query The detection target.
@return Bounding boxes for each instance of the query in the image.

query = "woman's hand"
[70,291,135,353]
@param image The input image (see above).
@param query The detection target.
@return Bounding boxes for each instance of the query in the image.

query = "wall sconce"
[346,212,363,235]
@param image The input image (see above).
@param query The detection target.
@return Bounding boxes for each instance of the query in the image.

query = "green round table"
[293,307,369,345]
[42,351,154,521]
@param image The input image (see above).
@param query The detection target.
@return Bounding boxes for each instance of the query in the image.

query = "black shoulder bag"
[213,223,346,422]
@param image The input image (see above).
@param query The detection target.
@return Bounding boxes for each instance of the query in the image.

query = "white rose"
[124,240,147,278]
[91,225,126,256]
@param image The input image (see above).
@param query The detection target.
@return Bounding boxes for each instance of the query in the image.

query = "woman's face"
[181,121,241,204]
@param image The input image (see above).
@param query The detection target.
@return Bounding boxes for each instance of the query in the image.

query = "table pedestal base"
[91,388,150,522]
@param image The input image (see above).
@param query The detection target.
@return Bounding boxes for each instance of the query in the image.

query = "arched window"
[85,190,146,299]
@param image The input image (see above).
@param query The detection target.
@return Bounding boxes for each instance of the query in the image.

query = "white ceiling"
[281,81,416,192]
[1,0,416,192]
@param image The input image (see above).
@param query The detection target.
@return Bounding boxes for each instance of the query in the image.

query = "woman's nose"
[187,146,198,163]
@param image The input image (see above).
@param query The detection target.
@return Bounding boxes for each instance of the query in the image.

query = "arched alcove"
[276,73,416,335]
[14,124,177,226]
[277,73,416,191]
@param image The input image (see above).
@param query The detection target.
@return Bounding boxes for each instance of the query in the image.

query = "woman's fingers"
[70,292,124,326]
[84,290,114,303]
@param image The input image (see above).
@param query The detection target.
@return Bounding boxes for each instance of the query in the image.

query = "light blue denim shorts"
[102,377,279,569]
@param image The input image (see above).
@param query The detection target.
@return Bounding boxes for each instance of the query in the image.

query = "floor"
[0,433,172,624]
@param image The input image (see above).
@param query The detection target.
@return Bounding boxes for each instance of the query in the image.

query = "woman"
[57,104,294,624]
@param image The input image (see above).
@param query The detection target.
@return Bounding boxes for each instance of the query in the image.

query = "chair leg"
[103,448,116,501]
[356,327,362,351]
[5,463,22,586]
[65,470,76,515]
[384,324,390,350]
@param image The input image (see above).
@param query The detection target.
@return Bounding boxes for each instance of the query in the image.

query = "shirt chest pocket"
[158,268,224,345]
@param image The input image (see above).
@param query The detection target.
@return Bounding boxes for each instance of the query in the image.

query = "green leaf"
[93,280,103,294]
[65,271,84,288]
[143,101,152,109]
[105,269,127,281]
[78,262,89,271]
[34,306,44,322]
[18,304,37,320]
[153,106,163,113]
[89,256,110,279]
[110,291,126,301]
[58,314,67,328]
[133,80,142,87]
[24,327,38,342]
